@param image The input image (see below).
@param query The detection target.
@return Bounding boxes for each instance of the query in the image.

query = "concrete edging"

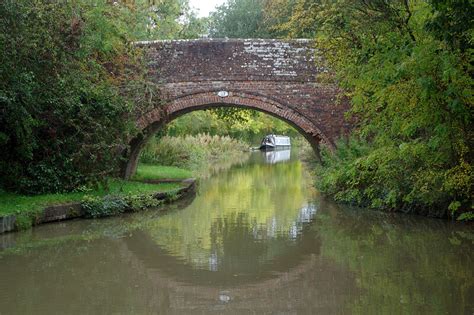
[0,178,196,235]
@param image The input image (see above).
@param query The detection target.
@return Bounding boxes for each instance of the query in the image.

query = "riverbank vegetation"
[209,0,473,220]
[139,134,249,173]
[0,162,195,230]
[0,179,181,217]
[304,0,473,220]
[166,109,301,144]
[138,109,314,176]
[0,0,206,228]
[0,180,176,215]
[0,0,206,195]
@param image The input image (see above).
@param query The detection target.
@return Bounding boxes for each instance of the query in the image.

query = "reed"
[140,134,249,171]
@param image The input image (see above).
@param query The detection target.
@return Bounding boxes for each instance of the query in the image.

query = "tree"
[263,0,320,38]
[209,0,271,38]
[0,0,204,194]
[266,0,473,219]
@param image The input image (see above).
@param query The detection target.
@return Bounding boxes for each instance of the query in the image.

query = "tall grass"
[140,134,249,172]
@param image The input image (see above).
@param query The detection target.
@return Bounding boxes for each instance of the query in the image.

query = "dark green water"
[0,151,473,314]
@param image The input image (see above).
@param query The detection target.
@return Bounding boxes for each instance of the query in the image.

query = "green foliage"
[316,137,453,217]
[263,0,320,38]
[165,190,180,202]
[209,0,320,39]
[0,0,143,193]
[132,0,208,39]
[82,184,183,217]
[0,0,205,195]
[296,0,474,219]
[14,208,44,231]
[124,193,162,211]
[426,0,474,53]
[140,134,249,171]
[82,186,183,218]
[456,211,474,221]
[209,0,272,38]
[166,109,301,143]
[82,195,129,218]
[0,179,179,216]
[14,214,35,231]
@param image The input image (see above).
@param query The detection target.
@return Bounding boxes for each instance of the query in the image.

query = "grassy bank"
[0,179,180,217]
[0,163,196,218]
[140,134,249,174]
[133,164,193,181]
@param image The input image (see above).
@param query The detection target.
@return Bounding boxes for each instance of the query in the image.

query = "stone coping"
[134,38,313,46]
[0,179,196,235]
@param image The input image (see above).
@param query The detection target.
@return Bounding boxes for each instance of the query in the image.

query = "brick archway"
[122,39,352,178]
[123,91,331,179]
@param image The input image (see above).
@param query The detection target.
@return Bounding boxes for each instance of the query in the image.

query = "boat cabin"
[259,135,291,150]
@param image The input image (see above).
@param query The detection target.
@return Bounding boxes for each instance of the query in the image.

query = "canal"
[0,151,472,314]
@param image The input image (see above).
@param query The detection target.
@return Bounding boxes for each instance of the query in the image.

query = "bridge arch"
[122,39,352,178]
[123,91,331,179]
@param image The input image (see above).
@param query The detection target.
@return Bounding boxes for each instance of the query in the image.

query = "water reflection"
[312,198,474,314]
[262,149,291,164]
[135,154,317,276]
[0,153,472,314]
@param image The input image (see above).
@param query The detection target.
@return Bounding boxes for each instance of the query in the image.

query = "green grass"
[133,164,193,181]
[0,179,180,216]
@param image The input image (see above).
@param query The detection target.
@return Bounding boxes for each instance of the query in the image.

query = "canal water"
[0,151,472,314]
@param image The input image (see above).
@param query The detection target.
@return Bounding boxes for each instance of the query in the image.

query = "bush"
[82,192,168,218]
[0,0,155,194]
[82,195,128,219]
[124,194,162,211]
[316,137,472,219]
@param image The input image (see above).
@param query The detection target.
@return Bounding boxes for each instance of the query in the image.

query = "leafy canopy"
[263,0,473,218]
[0,0,204,194]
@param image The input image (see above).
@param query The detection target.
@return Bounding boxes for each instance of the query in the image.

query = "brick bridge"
[123,39,350,178]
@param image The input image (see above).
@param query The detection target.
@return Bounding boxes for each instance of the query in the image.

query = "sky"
[188,0,226,17]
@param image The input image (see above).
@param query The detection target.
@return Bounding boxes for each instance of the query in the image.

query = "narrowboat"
[259,135,291,150]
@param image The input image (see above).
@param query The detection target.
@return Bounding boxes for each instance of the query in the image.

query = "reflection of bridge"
[123,39,351,178]
[117,225,358,314]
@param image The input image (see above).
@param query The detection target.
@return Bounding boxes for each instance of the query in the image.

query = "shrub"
[316,137,472,219]
[81,195,128,219]
[0,0,155,194]
[124,194,162,211]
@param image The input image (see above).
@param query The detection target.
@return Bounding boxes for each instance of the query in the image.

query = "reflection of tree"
[210,213,266,271]
[314,198,474,314]
[142,159,315,269]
